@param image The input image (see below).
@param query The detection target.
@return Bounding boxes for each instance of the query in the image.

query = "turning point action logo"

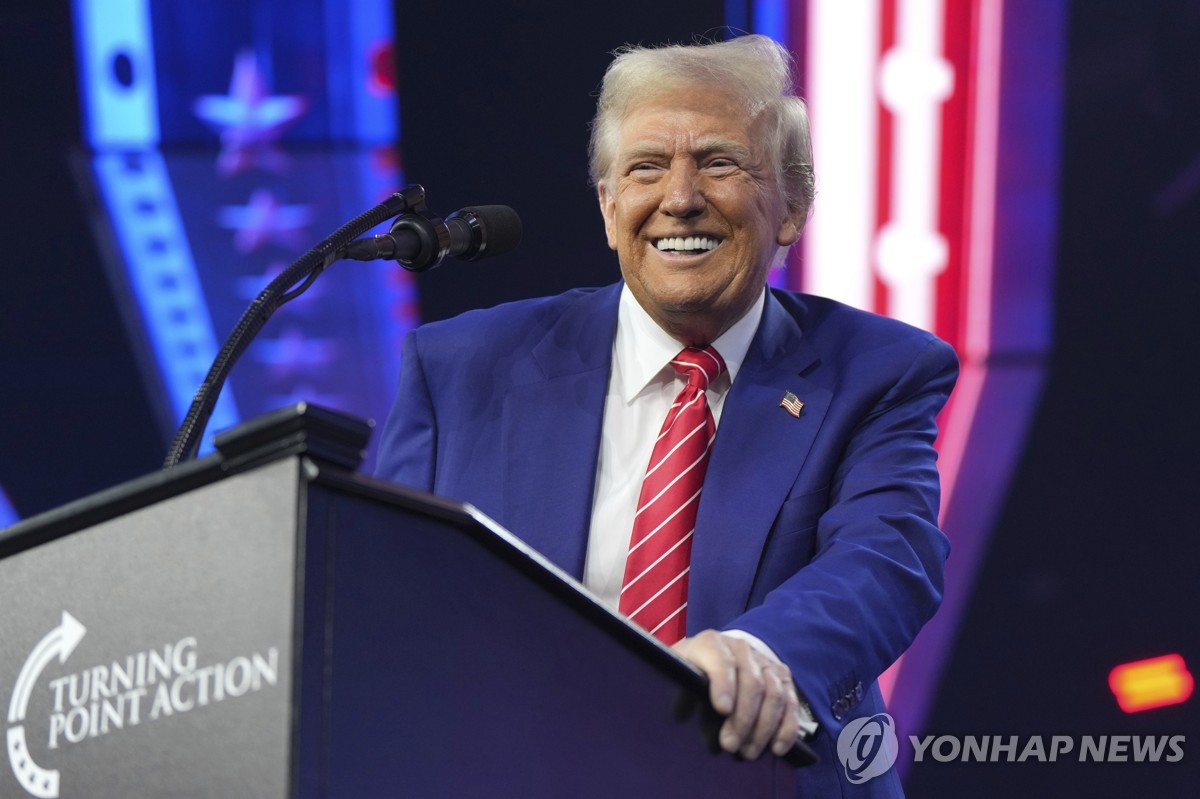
[6,611,279,799]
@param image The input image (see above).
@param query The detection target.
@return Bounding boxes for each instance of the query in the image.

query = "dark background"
[1,1,1197,795]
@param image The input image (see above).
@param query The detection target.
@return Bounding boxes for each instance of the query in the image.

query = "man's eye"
[628,163,664,179]
[706,159,737,169]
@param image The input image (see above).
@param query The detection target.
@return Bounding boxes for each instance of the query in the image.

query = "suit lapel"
[689,291,832,631]
[500,285,620,579]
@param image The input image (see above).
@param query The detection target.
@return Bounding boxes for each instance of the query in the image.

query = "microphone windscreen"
[461,205,523,260]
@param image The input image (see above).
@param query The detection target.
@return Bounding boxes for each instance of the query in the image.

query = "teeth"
[655,236,719,252]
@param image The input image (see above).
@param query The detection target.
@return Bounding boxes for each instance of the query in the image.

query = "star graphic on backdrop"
[194,49,308,176]
[217,189,313,253]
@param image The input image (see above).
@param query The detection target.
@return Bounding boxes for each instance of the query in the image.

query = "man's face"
[598,85,802,344]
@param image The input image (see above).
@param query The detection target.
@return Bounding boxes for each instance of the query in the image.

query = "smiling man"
[377,35,957,797]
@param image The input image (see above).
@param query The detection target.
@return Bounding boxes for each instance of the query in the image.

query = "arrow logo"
[7,611,87,798]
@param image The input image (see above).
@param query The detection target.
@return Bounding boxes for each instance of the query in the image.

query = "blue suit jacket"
[376,282,957,796]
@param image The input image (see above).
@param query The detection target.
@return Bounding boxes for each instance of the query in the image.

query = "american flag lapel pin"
[780,390,804,418]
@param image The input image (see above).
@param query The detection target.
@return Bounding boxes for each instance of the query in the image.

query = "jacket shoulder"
[773,290,958,368]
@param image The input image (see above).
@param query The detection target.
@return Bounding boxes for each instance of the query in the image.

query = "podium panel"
[0,460,301,798]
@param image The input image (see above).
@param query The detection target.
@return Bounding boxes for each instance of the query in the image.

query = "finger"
[719,640,764,754]
[772,681,801,758]
[770,669,803,757]
[742,664,789,759]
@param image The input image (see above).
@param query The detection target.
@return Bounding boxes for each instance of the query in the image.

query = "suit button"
[854,682,863,701]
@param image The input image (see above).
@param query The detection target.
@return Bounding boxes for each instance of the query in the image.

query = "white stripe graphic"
[803,0,881,308]
[636,450,709,516]
[671,358,716,389]
[654,391,707,443]
[630,489,703,554]
[622,530,695,593]
[695,348,723,374]
[650,602,688,636]
[646,419,708,476]
[629,567,690,620]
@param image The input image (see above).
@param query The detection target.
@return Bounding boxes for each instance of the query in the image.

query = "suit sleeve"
[726,336,958,731]
[374,330,438,492]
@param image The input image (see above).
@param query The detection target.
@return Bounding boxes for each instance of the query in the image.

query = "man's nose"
[659,164,705,218]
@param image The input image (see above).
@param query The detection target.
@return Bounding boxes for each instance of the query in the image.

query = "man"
[377,34,957,796]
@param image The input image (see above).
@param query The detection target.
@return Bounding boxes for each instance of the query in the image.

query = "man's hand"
[672,629,802,760]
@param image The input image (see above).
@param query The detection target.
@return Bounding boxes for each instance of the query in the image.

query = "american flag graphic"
[780,391,805,418]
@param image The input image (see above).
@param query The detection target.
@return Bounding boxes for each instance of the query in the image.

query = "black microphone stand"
[162,185,429,468]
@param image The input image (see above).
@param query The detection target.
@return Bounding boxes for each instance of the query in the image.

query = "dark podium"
[0,406,807,798]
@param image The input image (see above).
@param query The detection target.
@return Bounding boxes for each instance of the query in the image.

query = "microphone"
[343,205,522,271]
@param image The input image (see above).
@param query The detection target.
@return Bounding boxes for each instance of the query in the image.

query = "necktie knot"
[671,346,726,391]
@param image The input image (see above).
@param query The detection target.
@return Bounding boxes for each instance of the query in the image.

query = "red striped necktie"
[619,345,726,645]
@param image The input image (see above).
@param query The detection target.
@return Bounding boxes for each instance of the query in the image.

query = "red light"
[1109,654,1194,713]
[367,40,396,97]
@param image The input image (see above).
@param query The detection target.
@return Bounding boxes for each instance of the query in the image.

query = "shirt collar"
[614,283,765,404]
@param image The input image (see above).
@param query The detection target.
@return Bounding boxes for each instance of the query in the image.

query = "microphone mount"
[388,212,446,270]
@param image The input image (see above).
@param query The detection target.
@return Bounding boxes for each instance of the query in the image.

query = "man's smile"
[652,235,723,254]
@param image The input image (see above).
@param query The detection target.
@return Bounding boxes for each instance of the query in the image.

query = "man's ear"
[775,204,806,247]
[598,182,618,251]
